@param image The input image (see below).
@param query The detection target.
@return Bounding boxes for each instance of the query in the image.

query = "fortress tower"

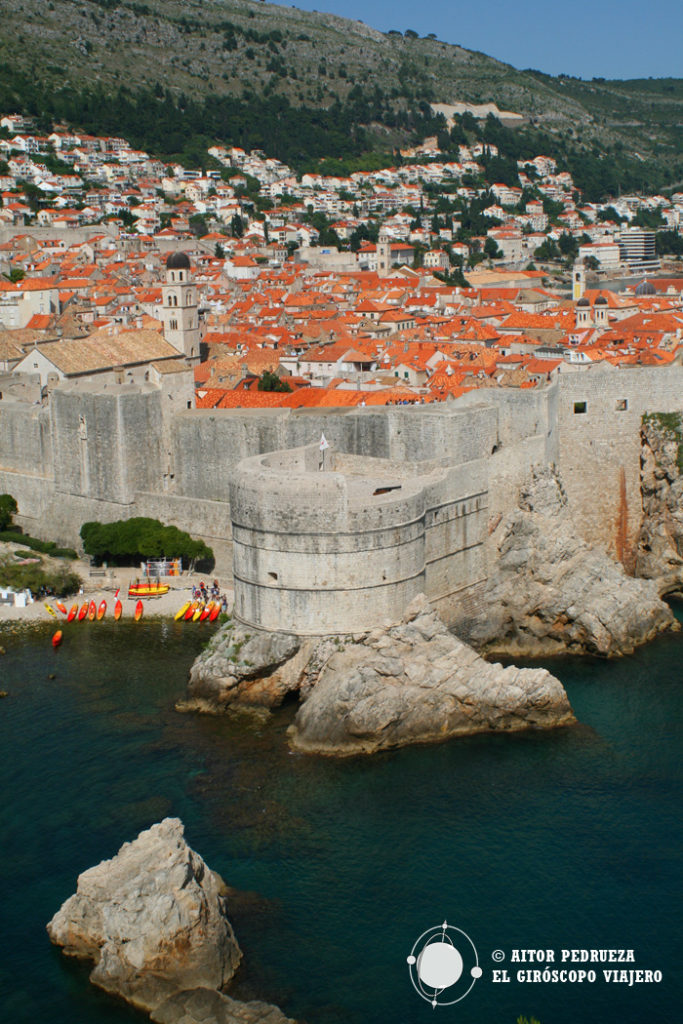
[161,252,200,365]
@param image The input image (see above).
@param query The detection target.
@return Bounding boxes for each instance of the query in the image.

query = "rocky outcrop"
[466,468,674,657]
[636,414,683,593]
[182,622,304,711]
[287,594,574,755]
[151,987,294,1024]
[47,819,291,1022]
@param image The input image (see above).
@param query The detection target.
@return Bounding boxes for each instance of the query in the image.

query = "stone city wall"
[2,364,682,593]
[557,365,683,568]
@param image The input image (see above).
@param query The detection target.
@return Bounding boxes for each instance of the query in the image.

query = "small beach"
[0,545,234,623]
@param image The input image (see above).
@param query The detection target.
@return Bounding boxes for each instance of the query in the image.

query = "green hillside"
[1,0,682,197]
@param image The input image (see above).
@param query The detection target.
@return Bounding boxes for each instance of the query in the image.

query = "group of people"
[191,579,229,613]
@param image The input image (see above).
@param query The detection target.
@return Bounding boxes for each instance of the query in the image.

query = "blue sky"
[270,1,683,80]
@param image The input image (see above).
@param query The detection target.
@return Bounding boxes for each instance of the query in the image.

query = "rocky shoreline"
[467,468,675,658]
[182,594,575,755]
[47,819,294,1024]
[180,467,681,757]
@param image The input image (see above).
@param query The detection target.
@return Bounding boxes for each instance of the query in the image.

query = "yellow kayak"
[44,603,57,617]
[192,604,204,622]
[174,601,191,621]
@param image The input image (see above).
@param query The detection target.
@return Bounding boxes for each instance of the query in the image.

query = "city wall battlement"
[1,364,682,632]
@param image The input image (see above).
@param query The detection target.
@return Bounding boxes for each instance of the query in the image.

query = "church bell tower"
[161,251,200,365]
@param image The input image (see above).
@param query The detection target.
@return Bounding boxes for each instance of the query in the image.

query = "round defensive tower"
[229,443,488,635]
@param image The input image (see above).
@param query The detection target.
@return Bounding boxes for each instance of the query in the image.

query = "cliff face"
[636,414,683,594]
[467,468,674,658]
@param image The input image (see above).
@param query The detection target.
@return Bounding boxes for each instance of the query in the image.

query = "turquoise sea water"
[0,617,681,1024]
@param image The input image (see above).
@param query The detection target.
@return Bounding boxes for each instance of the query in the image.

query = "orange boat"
[78,601,88,622]
[88,600,97,621]
[97,600,107,620]
[127,581,170,599]
[114,599,123,620]
[199,602,213,622]
[51,630,63,648]
[134,600,144,621]
[184,601,197,621]
[67,603,78,622]
[209,603,221,622]
[56,601,67,615]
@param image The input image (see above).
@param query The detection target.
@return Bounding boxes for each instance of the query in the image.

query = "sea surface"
[0,616,681,1024]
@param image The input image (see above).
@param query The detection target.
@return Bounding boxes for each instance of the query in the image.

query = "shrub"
[0,531,77,559]
[0,558,81,597]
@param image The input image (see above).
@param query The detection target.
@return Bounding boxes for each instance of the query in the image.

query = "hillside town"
[1,113,683,409]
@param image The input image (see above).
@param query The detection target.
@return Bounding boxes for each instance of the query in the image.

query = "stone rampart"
[230,445,487,634]
[557,365,683,567]
[1,364,683,596]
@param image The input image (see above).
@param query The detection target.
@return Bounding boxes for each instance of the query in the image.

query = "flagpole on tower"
[319,432,329,471]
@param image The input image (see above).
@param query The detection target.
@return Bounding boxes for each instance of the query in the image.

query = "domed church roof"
[166,251,191,270]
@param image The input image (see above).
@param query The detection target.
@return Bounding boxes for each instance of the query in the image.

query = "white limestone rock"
[151,987,295,1024]
[46,819,242,1014]
[288,594,575,756]
[184,622,304,711]
[470,467,674,657]
[636,415,683,594]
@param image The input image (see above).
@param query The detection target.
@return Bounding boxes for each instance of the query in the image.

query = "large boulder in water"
[288,594,575,756]
[47,818,242,1014]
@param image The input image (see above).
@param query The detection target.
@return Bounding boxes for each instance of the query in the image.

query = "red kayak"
[209,603,221,622]
[88,600,97,621]
[52,630,63,648]
[134,600,143,622]
[56,601,67,615]
[114,599,123,621]
[67,603,78,622]
[97,599,107,620]
[78,601,88,621]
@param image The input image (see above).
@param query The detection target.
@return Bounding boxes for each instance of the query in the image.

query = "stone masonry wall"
[557,365,683,568]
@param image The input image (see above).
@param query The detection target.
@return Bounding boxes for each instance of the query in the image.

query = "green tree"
[0,494,18,531]
[656,230,683,256]
[80,518,213,566]
[189,213,209,237]
[597,205,625,224]
[231,214,244,238]
[558,232,579,259]
[633,207,665,230]
[215,242,225,258]
[484,236,502,260]
[258,371,292,393]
